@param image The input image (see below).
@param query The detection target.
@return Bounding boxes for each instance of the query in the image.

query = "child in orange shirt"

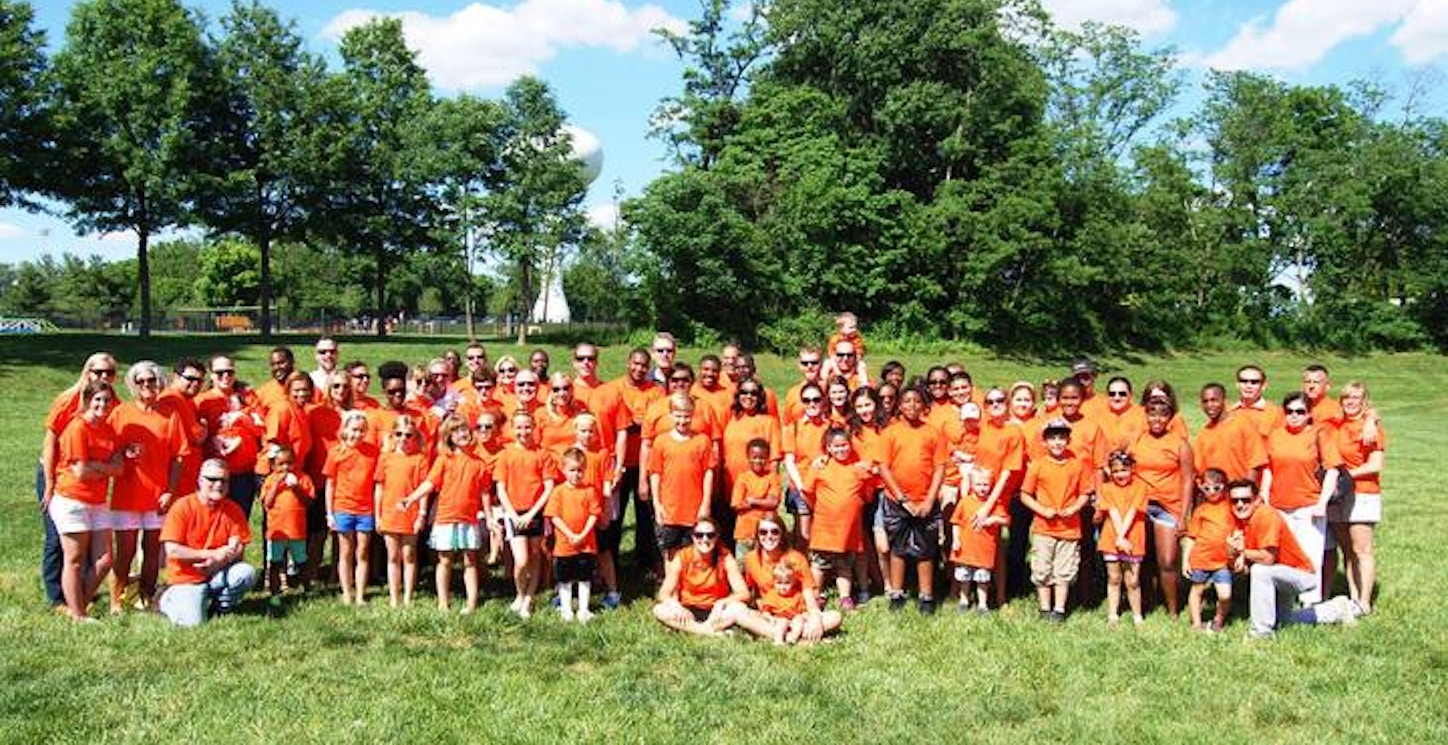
[647,394,718,559]
[323,410,379,605]
[950,467,1007,613]
[1097,450,1148,627]
[732,439,782,554]
[1182,467,1236,631]
[375,415,429,608]
[495,410,557,618]
[1020,418,1091,622]
[260,445,313,605]
[406,415,490,612]
[802,428,873,610]
[571,413,623,609]
[545,448,603,623]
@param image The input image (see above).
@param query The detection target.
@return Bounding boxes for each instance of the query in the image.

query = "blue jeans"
[38,462,63,606]
[159,563,258,627]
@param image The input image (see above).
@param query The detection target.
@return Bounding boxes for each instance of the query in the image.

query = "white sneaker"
[577,609,594,624]
[1331,595,1359,626]
[560,606,575,622]
[509,597,523,613]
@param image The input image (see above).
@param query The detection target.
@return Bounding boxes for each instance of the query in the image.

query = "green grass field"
[1,335,1444,743]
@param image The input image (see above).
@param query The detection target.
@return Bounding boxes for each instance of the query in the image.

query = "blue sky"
[4,0,1447,263]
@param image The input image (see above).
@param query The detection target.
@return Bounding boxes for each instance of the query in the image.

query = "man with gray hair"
[158,458,257,627]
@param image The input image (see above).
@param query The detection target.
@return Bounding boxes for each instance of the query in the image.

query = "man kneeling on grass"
[1226,479,1360,638]
[158,459,257,627]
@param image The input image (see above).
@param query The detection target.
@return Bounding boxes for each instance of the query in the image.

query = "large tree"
[50,0,217,337]
[0,0,49,208]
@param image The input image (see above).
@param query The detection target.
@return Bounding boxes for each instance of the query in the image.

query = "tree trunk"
[464,224,475,340]
[258,182,273,340]
[137,224,151,338]
[375,244,388,338]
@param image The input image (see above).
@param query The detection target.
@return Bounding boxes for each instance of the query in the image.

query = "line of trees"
[627,0,1448,353]
[0,0,606,340]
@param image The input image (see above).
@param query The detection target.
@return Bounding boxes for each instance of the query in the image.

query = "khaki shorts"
[1030,534,1080,586]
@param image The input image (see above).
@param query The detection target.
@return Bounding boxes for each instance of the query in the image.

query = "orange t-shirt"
[1022,456,1089,540]
[45,387,85,437]
[826,331,866,359]
[305,404,344,479]
[427,448,491,525]
[254,379,289,419]
[1193,414,1268,483]
[783,416,831,470]
[261,471,314,541]
[731,470,782,542]
[973,418,1026,494]
[1266,425,1341,510]
[1230,400,1283,440]
[260,400,311,475]
[610,378,664,467]
[495,444,557,513]
[160,493,252,585]
[196,388,263,476]
[803,456,872,553]
[1096,479,1148,557]
[722,413,782,488]
[883,419,947,502]
[1333,416,1386,495]
[375,450,430,533]
[1130,429,1191,518]
[949,491,1001,568]
[108,402,191,512]
[647,432,717,527]
[157,388,205,490]
[55,417,118,505]
[677,544,734,610]
[1097,404,1146,452]
[1185,499,1235,570]
[1241,505,1312,573]
[642,395,723,443]
[1308,396,1343,427]
[323,442,379,515]
[537,407,587,454]
[544,482,603,557]
[742,548,814,595]
[691,382,733,431]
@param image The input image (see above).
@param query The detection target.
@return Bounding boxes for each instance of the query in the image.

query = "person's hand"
[811,455,828,470]
[1226,530,1245,554]
[1040,508,1057,520]
[569,532,586,548]
[801,616,824,643]
[1232,555,1247,573]
[413,516,425,533]
[158,492,175,513]
[971,507,989,530]
[326,513,338,531]
[285,473,298,488]
[1116,537,1132,553]
[124,442,142,460]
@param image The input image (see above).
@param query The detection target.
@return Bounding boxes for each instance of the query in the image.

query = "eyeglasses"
[1230,496,1254,504]
[136,376,159,385]
[1107,391,1130,398]
[574,355,596,362]
[1200,484,1225,493]
[475,383,494,390]
[351,373,370,380]
[986,397,1006,405]
[477,422,496,430]
[802,396,823,404]
[758,527,781,536]
[213,369,236,377]
[330,384,346,390]
[395,432,417,440]
[551,386,571,392]
[1285,407,1309,415]
[516,382,537,388]
[738,390,759,397]
[835,352,855,359]
[1237,377,1263,384]
[692,531,717,540]
[928,379,949,386]
[317,348,337,355]
[201,475,229,484]
[181,374,203,383]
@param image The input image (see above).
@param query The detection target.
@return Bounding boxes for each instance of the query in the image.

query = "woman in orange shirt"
[1129,399,1194,617]
[108,360,189,613]
[538,371,589,453]
[733,515,843,644]
[652,517,750,636]
[720,379,783,506]
[1328,381,1385,614]
[50,381,123,621]
[1097,376,1144,452]
[783,383,830,543]
[38,352,118,610]
[849,386,900,600]
[306,371,352,576]
[1261,391,1343,605]
[824,376,853,427]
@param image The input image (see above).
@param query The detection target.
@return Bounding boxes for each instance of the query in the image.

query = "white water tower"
[531,124,603,324]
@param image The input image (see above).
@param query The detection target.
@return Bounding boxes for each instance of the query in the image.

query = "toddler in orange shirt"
[1182,468,1237,631]
[545,448,603,623]
[950,467,1006,613]
[1097,450,1147,627]
[259,445,313,602]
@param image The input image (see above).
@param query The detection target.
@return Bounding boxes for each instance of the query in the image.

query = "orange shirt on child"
[495,444,557,513]
[722,413,782,487]
[323,442,379,515]
[545,482,603,557]
[949,494,1001,569]
[261,471,314,541]
[1185,499,1235,570]
[1096,479,1148,557]
[731,470,782,543]
[647,432,717,527]
[375,450,430,533]
[802,457,872,553]
[1022,456,1089,540]
[883,419,947,503]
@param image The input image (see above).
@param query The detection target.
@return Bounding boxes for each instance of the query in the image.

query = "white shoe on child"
[560,606,575,623]
[577,609,594,624]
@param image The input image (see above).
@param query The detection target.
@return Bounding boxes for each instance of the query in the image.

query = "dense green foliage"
[629,0,1448,353]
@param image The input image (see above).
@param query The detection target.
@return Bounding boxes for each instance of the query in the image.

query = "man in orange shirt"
[1301,364,1343,425]
[781,345,825,425]
[1070,358,1107,421]
[254,347,297,417]
[1194,382,1267,483]
[613,348,664,575]
[1230,364,1282,439]
[1227,480,1358,638]
[157,459,257,627]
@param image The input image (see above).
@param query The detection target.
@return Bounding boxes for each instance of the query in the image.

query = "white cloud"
[0,222,24,239]
[1040,0,1178,36]
[1390,0,1448,64]
[1199,0,1415,72]
[586,202,619,230]
[322,0,688,90]
[96,230,133,244]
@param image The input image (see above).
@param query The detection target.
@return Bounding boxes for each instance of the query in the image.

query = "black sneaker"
[889,595,908,612]
[918,597,937,615]
[1048,610,1067,623]
[1039,608,1052,620]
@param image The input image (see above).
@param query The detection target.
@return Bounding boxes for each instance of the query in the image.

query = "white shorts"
[1329,492,1382,525]
[110,509,164,532]
[49,495,110,534]
[430,522,481,552]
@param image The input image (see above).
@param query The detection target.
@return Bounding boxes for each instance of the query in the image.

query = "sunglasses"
[1285,407,1309,415]
[1237,377,1263,384]
[835,352,855,359]
[551,386,571,392]
[799,360,821,367]
[213,369,236,376]
[136,376,159,385]
[1200,484,1225,493]
[477,422,497,430]
[738,390,759,396]
[575,355,597,362]
[654,347,675,354]
[1230,496,1254,504]
[385,388,406,397]
[499,367,518,374]
[692,531,717,540]
[802,396,823,404]
[1107,391,1130,398]
[201,475,229,484]
[516,382,537,388]
[986,397,1007,405]
[330,384,346,390]
[758,527,781,536]
[181,374,203,383]
[317,348,337,355]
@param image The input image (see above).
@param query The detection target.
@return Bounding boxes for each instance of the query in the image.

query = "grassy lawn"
[1,334,1444,743]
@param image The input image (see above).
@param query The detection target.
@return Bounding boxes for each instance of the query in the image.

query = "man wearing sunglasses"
[157,459,257,627]
[310,337,340,395]
[1226,480,1359,638]
[1229,364,1281,439]
[782,345,825,426]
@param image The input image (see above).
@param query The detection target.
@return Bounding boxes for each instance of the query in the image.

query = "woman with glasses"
[38,352,119,611]
[1260,391,1344,604]
[1097,376,1144,453]
[652,517,749,636]
[974,387,1026,607]
[733,514,842,644]
[721,378,783,523]
[538,372,588,453]
[108,360,190,613]
[492,355,522,414]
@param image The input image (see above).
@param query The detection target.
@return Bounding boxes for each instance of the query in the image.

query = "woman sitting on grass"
[732,514,842,645]
[652,517,750,636]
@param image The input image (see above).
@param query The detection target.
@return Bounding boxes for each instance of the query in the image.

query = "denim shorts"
[333,511,375,533]
[1189,567,1233,585]
[784,486,812,516]
[1146,503,1177,529]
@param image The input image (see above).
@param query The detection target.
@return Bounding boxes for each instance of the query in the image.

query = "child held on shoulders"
[1182,467,1237,631]
[950,466,1007,613]
[544,447,603,623]
[1096,449,1148,626]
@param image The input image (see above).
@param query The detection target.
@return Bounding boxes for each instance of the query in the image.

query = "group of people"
[36,315,1385,641]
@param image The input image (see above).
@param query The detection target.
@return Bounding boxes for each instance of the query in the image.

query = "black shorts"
[686,605,712,623]
[881,498,942,561]
[656,524,693,553]
[306,496,328,537]
[506,515,544,539]
[554,554,598,583]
